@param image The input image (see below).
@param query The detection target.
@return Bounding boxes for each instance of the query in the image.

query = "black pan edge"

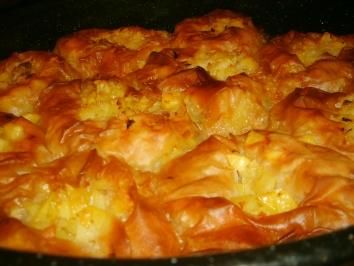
[0,226,353,266]
[0,0,354,59]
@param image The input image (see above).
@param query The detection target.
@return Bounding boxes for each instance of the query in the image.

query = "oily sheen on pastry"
[0,10,353,258]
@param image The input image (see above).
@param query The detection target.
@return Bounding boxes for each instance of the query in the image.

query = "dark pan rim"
[0,226,353,266]
[0,0,354,59]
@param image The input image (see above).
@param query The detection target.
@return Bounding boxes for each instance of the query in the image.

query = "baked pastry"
[0,10,353,258]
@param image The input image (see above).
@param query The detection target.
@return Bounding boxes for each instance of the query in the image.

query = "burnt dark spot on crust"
[342,117,352,122]
[12,61,33,81]
[0,112,16,124]
[126,119,135,129]
[343,100,353,106]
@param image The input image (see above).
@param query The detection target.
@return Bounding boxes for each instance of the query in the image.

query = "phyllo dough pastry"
[0,10,353,258]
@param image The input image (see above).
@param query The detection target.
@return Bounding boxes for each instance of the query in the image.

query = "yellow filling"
[9,178,133,254]
[0,122,26,152]
[78,80,126,121]
[227,134,297,216]
[190,46,258,80]
[294,33,345,66]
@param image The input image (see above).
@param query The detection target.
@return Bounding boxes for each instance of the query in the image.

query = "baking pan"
[0,0,353,265]
[0,226,353,266]
[0,0,353,59]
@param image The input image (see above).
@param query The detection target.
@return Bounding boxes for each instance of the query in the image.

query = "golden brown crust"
[0,52,77,117]
[0,10,353,258]
[55,27,170,79]
[0,218,86,256]
[258,31,354,102]
[172,10,265,80]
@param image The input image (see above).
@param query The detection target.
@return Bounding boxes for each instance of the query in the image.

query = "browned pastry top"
[0,10,353,258]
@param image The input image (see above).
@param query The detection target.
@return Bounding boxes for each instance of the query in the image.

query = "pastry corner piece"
[0,9,353,258]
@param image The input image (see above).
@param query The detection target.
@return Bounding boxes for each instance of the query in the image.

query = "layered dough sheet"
[0,10,353,258]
